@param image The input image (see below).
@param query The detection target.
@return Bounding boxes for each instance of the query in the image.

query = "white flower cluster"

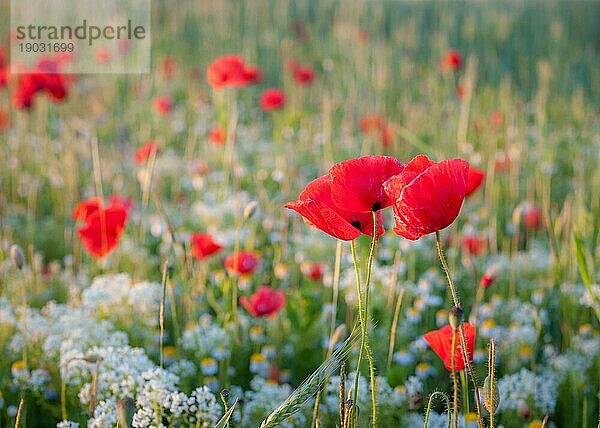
[81,274,162,328]
[242,377,306,428]
[180,315,231,361]
[496,367,559,415]
[131,369,221,427]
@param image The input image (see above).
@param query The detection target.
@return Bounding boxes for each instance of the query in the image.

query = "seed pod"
[448,306,464,330]
[482,375,500,414]
[10,245,25,270]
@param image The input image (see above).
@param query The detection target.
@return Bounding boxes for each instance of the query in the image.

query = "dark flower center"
[351,220,362,230]
[372,202,382,211]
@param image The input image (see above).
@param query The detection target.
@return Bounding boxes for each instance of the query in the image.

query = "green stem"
[424,391,451,428]
[159,262,169,369]
[350,240,365,426]
[364,212,379,427]
[460,369,469,422]
[451,329,459,428]
[436,231,484,428]
[435,231,459,307]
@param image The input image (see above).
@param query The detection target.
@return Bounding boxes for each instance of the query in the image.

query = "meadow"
[0,1,599,427]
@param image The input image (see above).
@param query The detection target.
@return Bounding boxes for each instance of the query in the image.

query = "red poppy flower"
[225,251,260,275]
[161,56,176,79]
[480,263,501,289]
[207,55,259,90]
[108,195,133,213]
[260,88,285,112]
[134,141,159,164]
[514,202,542,230]
[461,234,486,257]
[379,124,394,147]
[0,48,7,88]
[329,155,404,213]
[0,109,9,130]
[190,233,223,260]
[466,167,485,196]
[95,48,111,64]
[439,49,463,72]
[423,323,476,371]
[489,111,504,129]
[358,115,384,134]
[301,262,324,281]
[154,96,173,116]
[292,65,315,85]
[523,205,542,230]
[240,286,286,318]
[72,197,102,222]
[76,203,128,258]
[243,65,263,85]
[13,72,68,109]
[208,127,226,146]
[285,175,385,241]
[383,155,469,240]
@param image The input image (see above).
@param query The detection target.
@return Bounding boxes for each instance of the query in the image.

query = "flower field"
[0,1,599,427]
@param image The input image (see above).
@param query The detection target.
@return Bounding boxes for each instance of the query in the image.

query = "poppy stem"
[349,239,365,426]
[458,325,484,427]
[451,329,459,428]
[159,261,169,369]
[364,211,379,426]
[436,231,484,427]
[435,231,460,308]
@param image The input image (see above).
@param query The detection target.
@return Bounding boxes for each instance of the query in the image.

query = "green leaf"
[214,398,238,428]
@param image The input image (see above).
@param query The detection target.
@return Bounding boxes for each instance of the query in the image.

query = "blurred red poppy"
[301,262,324,281]
[134,141,159,164]
[76,202,128,258]
[208,127,226,146]
[243,65,263,84]
[423,323,476,371]
[240,286,286,318]
[461,234,487,256]
[13,62,69,110]
[289,63,315,86]
[358,115,384,134]
[154,96,173,116]
[161,56,177,79]
[225,251,260,275]
[0,47,8,88]
[439,49,463,72]
[260,88,285,112]
[72,197,102,222]
[466,167,485,196]
[480,263,501,288]
[383,155,469,240]
[329,155,404,213]
[207,54,260,90]
[190,233,223,260]
[285,175,385,241]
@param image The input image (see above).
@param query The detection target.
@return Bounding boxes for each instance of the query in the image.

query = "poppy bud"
[244,201,258,219]
[517,399,531,419]
[482,375,499,414]
[10,244,25,270]
[448,306,464,330]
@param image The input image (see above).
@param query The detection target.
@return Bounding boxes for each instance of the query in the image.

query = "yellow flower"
[466,412,478,422]
[528,421,544,428]
[164,345,177,358]
[11,360,26,371]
